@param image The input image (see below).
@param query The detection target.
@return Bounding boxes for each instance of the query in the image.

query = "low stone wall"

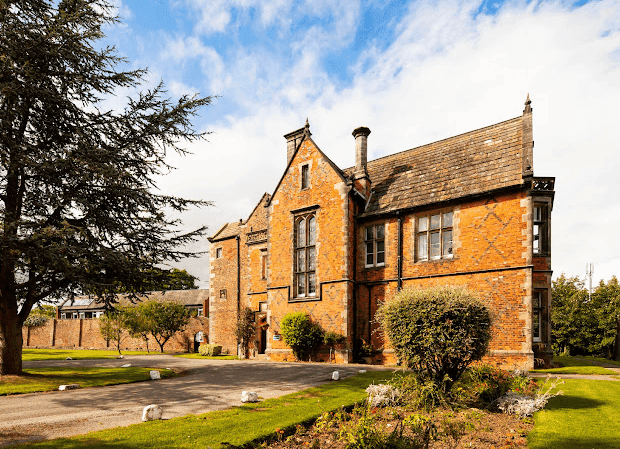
[22,316,209,353]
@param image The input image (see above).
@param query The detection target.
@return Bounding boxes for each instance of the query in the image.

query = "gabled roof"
[344,116,527,217]
[266,121,347,207]
[209,192,271,242]
[209,220,244,242]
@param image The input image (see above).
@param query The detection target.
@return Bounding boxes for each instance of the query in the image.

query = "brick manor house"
[208,96,554,368]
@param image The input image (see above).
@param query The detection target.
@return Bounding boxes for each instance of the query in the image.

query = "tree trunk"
[0,311,24,375]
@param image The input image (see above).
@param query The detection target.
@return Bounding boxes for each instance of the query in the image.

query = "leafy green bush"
[376,286,491,392]
[280,312,323,361]
[198,344,222,356]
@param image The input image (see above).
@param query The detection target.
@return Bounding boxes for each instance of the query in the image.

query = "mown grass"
[0,367,176,395]
[530,355,618,375]
[529,379,620,449]
[174,353,239,360]
[20,370,395,449]
[579,356,620,367]
[22,349,168,361]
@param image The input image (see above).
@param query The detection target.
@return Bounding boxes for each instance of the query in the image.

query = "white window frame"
[416,211,453,261]
[364,224,385,268]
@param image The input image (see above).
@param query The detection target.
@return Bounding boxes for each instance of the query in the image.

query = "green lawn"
[20,370,395,449]
[580,356,620,367]
[530,355,618,375]
[22,349,168,361]
[529,379,620,449]
[174,353,239,360]
[0,367,176,395]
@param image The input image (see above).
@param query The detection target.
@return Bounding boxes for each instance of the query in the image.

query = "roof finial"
[304,117,312,137]
[524,93,532,113]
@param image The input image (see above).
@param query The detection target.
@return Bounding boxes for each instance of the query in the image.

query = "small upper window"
[301,164,309,189]
[220,289,227,299]
[365,224,385,268]
[216,247,222,259]
[533,204,549,255]
[417,211,453,261]
[261,253,267,280]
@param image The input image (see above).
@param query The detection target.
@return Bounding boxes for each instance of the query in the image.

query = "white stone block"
[121,364,131,367]
[241,391,259,403]
[332,371,340,381]
[150,370,161,380]
[59,384,79,391]
[359,370,367,373]
[142,404,163,421]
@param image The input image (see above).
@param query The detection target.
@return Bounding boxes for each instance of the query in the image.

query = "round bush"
[280,312,323,361]
[376,286,491,392]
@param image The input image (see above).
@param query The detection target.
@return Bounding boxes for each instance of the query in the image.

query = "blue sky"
[103,0,620,288]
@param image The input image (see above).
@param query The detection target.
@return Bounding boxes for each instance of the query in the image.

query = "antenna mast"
[585,263,594,301]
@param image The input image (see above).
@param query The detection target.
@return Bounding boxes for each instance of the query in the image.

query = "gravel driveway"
[0,355,386,447]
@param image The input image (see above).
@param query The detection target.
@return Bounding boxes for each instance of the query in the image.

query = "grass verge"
[173,353,239,360]
[19,370,395,448]
[529,379,620,449]
[0,367,176,395]
[530,355,618,375]
[22,349,168,361]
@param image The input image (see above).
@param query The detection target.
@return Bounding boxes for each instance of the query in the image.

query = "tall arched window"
[295,214,316,298]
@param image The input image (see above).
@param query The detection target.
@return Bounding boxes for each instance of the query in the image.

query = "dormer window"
[301,164,309,189]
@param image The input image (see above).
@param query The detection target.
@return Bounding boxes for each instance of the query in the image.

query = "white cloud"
[154,0,620,286]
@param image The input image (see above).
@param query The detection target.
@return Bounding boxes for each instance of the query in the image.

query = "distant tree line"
[552,274,620,360]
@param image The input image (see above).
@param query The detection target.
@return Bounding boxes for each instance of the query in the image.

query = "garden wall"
[22,316,209,353]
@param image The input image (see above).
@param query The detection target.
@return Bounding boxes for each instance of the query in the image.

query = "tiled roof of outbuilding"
[209,220,244,241]
[59,289,209,310]
[347,116,526,217]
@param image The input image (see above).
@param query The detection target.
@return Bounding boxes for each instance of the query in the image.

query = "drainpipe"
[397,214,403,291]
[236,235,241,357]
[236,235,241,318]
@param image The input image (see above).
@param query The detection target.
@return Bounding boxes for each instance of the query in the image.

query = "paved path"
[0,356,388,447]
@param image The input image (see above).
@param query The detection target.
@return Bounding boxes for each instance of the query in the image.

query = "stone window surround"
[293,212,317,299]
[215,247,222,259]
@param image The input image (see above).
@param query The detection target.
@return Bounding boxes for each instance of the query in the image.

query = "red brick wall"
[266,138,353,361]
[23,317,208,352]
[355,191,539,369]
[208,236,241,354]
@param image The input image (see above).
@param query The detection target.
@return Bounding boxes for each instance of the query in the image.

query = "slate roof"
[346,116,526,217]
[59,289,209,310]
[209,220,244,242]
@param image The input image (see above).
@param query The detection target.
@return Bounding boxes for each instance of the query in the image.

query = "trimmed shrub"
[376,286,491,392]
[199,344,222,356]
[280,312,324,361]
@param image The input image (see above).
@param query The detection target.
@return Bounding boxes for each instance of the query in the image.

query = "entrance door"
[260,327,267,354]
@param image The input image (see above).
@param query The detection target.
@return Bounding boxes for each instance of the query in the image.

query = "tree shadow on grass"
[534,435,620,449]
[544,394,604,411]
